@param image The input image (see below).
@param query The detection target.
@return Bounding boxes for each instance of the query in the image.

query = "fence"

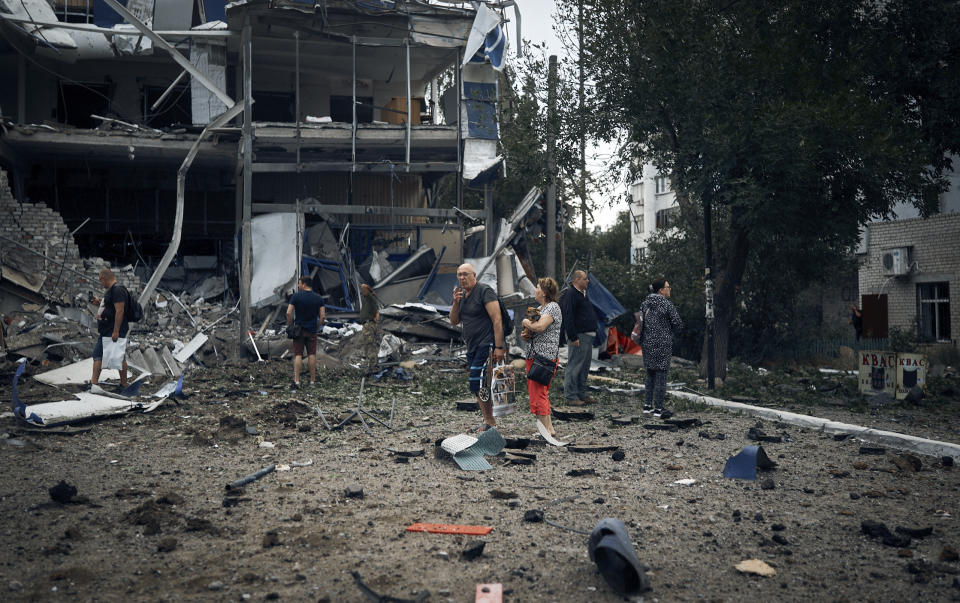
[786,337,890,361]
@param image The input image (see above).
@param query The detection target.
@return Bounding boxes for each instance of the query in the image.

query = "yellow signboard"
[895,353,927,399]
[858,350,927,397]
[858,350,898,396]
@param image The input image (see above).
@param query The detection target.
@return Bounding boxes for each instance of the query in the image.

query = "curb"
[670,390,960,459]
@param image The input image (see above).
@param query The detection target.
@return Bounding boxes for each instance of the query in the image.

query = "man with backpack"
[90,268,130,390]
[449,263,505,432]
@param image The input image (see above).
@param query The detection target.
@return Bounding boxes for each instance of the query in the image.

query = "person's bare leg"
[537,414,555,436]
[478,398,496,429]
[308,354,317,384]
[293,355,303,384]
[91,359,102,385]
[119,358,128,388]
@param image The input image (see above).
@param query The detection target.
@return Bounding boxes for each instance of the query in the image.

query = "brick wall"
[859,213,960,338]
[0,168,142,305]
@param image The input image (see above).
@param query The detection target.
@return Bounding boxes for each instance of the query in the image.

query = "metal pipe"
[101,0,235,108]
[405,38,412,166]
[455,47,462,211]
[138,102,245,309]
[225,464,276,490]
[150,70,188,112]
[352,36,357,167]
[295,30,301,169]
[0,15,235,38]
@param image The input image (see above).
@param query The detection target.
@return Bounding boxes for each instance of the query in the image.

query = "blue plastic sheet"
[722,445,777,480]
[586,272,627,346]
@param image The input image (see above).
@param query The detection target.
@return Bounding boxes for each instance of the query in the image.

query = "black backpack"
[498,297,513,341]
[479,283,513,342]
[127,292,144,323]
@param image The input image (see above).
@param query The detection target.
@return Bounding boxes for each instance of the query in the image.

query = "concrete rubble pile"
[1,172,566,378]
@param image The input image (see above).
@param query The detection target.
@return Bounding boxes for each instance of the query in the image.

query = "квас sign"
[858,351,927,399]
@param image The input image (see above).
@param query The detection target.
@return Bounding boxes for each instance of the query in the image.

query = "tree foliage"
[579,0,960,375]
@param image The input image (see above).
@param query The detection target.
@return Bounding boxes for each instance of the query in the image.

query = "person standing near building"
[850,304,863,341]
[449,263,504,432]
[560,270,595,407]
[358,283,381,371]
[286,276,325,387]
[640,278,683,416]
[521,277,562,436]
[91,268,129,390]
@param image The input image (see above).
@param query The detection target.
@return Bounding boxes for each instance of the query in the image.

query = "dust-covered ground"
[1,358,960,602]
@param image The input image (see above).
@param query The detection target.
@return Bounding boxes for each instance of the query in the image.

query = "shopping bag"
[490,360,516,417]
[101,337,127,370]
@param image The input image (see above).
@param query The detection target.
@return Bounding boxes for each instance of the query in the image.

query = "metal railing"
[786,337,890,360]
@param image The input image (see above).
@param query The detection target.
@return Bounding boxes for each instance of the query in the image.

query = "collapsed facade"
[1,0,517,339]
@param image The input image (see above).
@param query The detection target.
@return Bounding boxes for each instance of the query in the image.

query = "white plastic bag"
[101,337,127,369]
[490,360,516,417]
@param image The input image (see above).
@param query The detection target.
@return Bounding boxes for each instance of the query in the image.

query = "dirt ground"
[2,357,960,602]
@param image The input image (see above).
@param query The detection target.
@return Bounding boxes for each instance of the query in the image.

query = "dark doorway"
[861,294,888,339]
[330,95,373,123]
[252,91,295,122]
[57,82,111,129]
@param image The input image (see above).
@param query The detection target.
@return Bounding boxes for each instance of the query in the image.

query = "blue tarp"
[586,272,627,345]
[467,22,507,71]
[463,82,498,140]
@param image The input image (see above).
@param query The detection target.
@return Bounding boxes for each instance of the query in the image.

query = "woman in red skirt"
[521,277,562,436]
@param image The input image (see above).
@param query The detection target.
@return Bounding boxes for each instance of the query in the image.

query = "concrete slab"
[34,358,119,385]
[142,347,168,375]
[174,333,208,363]
[159,346,182,377]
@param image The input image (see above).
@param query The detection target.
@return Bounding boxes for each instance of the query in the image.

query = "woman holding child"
[521,277,563,437]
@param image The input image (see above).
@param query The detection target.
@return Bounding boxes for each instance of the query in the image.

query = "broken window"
[917,282,950,342]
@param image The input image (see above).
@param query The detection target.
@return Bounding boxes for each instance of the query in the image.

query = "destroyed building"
[0,0,522,340]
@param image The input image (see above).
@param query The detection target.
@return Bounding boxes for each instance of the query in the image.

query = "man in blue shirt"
[286,276,326,387]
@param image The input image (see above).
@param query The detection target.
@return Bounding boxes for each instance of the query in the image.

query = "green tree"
[580,0,959,377]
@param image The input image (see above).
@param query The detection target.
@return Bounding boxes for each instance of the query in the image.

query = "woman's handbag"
[527,353,557,386]
[286,324,303,339]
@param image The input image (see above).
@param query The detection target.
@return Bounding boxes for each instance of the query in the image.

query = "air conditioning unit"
[881,247,910,276]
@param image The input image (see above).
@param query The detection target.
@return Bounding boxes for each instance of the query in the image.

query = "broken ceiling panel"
[250,212,301,308]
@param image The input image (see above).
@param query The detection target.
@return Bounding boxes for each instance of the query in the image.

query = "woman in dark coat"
[639,278,683,416]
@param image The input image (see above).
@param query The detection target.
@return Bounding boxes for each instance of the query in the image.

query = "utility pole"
[546,55,558,279]
[704,194,715,389]
[578,0,587,234]
[240,17,253,342]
